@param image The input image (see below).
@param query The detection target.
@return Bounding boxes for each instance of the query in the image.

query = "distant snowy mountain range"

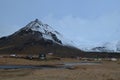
[78,41,120,53]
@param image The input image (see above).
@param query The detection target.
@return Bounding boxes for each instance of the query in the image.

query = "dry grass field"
[0,57,81,65]
[0,58,120,80]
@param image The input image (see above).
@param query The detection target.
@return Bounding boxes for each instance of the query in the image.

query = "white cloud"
[42,12,120,47]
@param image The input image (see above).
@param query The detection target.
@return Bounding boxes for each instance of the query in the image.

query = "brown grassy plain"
[0,58,120,80]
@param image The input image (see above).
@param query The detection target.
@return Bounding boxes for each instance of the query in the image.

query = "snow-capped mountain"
[14,19,75,47]
[80,41,120,53]
[0,19,82,56]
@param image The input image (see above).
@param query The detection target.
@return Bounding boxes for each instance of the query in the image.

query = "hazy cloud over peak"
[43,12,120,44]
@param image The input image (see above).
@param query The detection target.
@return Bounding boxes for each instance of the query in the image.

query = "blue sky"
[0,0,120,46]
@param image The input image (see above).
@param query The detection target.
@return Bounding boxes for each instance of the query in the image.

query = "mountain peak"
[16,19,63,44]
[22,19,49,33]
[33,18,43,25]
[34,18,39,22]
[14,19,75,46]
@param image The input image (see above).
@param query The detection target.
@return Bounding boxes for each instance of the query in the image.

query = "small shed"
[48,53,54,56]
[10,54,17,57]
[111,58,117,61]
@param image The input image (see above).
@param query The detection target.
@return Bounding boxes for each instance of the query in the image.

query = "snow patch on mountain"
[22,19,55,33]
[17,19,75,47]
[78,40,120,52]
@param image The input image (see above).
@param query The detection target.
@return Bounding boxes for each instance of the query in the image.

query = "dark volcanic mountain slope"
[0,19,83,57]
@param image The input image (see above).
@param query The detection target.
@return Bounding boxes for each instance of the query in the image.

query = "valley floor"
[0,58,120,80]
